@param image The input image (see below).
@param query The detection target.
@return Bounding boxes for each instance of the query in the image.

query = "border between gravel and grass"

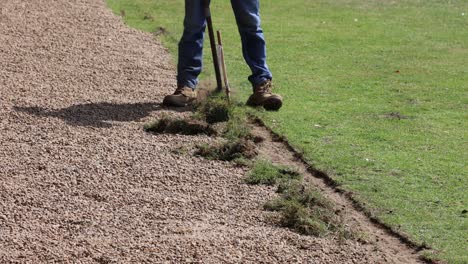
[146,97,359,240]
[145,94,434,262]
[245,159,357,239]
[145,91,436,263]
[249,115,438,264]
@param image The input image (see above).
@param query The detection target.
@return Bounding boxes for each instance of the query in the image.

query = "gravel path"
[0,0,420,263]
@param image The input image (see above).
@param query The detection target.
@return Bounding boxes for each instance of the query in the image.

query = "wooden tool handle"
[216,30,231,102]
[216,30,223,46]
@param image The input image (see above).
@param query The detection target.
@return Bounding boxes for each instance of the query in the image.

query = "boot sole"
[246,96,283,111]
[162,98,186,107]
[263,98,282,111]
[163,97,196,107]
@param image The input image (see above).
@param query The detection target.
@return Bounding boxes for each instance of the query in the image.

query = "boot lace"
[256,81,273,94]
[174,86,186,95]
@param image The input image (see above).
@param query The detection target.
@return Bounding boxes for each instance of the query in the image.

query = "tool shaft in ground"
[203,0,223,92]
[216,31,231,101]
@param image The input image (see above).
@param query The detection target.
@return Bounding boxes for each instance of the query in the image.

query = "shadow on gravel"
[14,102,191,128]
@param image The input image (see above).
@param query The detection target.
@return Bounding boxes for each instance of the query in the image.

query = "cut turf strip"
[0,0,427,262]
[144,116,217,136]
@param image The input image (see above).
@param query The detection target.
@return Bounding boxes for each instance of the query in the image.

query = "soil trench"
[0,0,423,263]
[251,125,424,264]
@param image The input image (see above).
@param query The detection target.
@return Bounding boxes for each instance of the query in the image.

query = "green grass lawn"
[107,0,467,262]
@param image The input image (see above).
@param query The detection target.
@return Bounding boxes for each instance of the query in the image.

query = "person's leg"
[164,0,205,107]
[177,0,206,89]
[231,0,281,111]
[230,0,272,86]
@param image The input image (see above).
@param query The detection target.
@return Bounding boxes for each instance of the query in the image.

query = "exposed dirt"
[382,112,410,120]
[0,0,424,263]
[251,125,424,263]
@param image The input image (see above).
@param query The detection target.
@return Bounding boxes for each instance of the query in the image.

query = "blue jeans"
[177,0,272,89]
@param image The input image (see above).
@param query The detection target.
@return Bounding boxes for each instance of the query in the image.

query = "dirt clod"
[196,96,231,124]
[145,117,217,136]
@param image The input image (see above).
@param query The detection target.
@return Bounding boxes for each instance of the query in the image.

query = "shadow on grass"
[14,102,191,128]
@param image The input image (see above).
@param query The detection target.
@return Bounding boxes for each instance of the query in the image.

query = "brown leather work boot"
[246,80,283,111]
[163,86,197,107]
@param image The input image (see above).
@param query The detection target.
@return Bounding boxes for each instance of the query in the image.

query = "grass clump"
[195,95,231,124]
[144,116,217,136]
[245,160,301,185]
[277,200,329,237]
[277,180,334,210]
[264,181,343,237]
[247,159,344,237]
[195,95,255,140]
[195,139,258,162]
[192,96,262,165]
